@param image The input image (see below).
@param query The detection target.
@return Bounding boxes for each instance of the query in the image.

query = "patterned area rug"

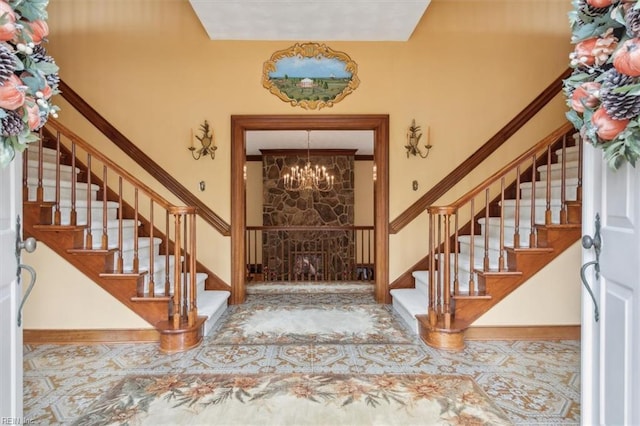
[72,373,512,426]
[209,294,413,345]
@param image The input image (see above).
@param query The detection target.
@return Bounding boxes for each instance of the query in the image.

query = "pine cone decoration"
[31,44,59,88]
[0,43,16,85]
[45,72,59,88]
[600,69,640,120]
[31,45,52,63]
[626,5,640,37]
[1,111,25,136]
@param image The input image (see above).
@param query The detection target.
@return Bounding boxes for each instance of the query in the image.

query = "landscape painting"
[262,42,360,110]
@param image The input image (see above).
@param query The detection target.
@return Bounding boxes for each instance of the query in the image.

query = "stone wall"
[262,151,355,280]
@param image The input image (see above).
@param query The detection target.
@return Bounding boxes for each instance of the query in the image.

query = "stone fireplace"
[261,149,355,280]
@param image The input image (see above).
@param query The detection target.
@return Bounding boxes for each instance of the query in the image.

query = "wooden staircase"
[22,119,230,353]
[391,122,581,350]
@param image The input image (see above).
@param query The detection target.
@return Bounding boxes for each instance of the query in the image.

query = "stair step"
[199,290,231,335]
[477,217,534,247]
[26,146,58,163]
[140,272,208,296]
[48,200,120,226]
[84,219,141,249]
[537,160,579,180]
[555,145,579,163]
[111,235,161,257]
[27,159,79,181]
[452,291,492,300]
[500,198,566,224]
[519,177,579,201]
[26,177,100,202]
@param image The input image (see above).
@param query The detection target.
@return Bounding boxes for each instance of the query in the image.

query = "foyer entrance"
[230,115,390,305]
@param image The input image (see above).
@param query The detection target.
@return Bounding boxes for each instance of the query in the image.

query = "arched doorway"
[230,115,389,304]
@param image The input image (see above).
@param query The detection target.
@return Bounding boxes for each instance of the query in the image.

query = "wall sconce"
[405,119,432,159]
[189,120,217,160]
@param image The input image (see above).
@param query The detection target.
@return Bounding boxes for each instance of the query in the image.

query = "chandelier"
[282,131,334,192]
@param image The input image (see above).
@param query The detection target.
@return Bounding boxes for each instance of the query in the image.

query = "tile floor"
[23,288,580,425]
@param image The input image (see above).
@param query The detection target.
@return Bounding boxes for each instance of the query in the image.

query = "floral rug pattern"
[72,373,511,426]
[209,295,414,345]
[23,285,580,425]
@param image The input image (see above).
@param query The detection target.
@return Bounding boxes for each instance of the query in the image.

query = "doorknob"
[16,236,37,254]
[580,214,601,322]
[15,216,37,258]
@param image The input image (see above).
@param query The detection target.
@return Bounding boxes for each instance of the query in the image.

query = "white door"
[0,153,22,418]
[581,143,640,425]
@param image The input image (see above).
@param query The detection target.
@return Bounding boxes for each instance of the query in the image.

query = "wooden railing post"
[172,213,182,329]
[428,209,437,326]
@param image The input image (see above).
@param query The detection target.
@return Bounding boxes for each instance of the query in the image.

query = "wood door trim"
[230,115,389,304]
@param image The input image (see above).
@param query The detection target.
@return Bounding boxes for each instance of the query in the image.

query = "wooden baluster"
[183,215,188,318]
[172,213,182,329]
[253,228,258,280]
[359,229,364,281]
[116,177,123,273]
[576,133,583,202]
[560,135,568,224]
[468,199,475,294]
[36,133,43,202]
[246,229,251,280]
[282,232,287,281]
[436,214,443,315]
[101,165,108,250]
[442,212,452,329]
[499,177,505,271]
[85,154,93,249]
[514,165,521,249]
[483,189,490,271]
[453,211,459,295]
[133,188,139,273]
[53,133,61,225]
[368,228,373,279]
[545,145,552,225]
[529,154,537,248]
[188,212,197,327]
[69,142,77,226]
[164,211,170,295]
[428,210,436,326]
[149,200,156,297]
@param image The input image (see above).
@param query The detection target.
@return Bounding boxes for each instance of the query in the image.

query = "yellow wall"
[23,0,578,329]
[246,161,263,227]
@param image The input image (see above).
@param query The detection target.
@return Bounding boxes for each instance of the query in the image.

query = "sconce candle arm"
[188,120,217,160]
[405,119,433,159]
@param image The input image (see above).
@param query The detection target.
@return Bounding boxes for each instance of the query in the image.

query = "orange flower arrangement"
[564,1,640,169]
[0,0,59,168]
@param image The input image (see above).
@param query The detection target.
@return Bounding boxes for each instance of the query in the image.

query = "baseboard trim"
[24,328,160,344]
[464,325,580,341]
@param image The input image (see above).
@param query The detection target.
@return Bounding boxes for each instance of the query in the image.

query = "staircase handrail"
[428,122,575,214]
[57,79,230,236]
[45,118,191,214]
[423,121,581,334]
[36,118,201,338]
[389,67,573,234]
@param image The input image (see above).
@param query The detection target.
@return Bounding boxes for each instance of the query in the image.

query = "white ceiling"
[246,130,374,156]
[190,1,430,153]
[189,0,431,42]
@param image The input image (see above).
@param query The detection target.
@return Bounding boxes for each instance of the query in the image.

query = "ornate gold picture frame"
[262,42,360,110]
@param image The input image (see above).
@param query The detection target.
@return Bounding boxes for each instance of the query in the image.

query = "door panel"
[583,144,640,426]
[0,154,22,418]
